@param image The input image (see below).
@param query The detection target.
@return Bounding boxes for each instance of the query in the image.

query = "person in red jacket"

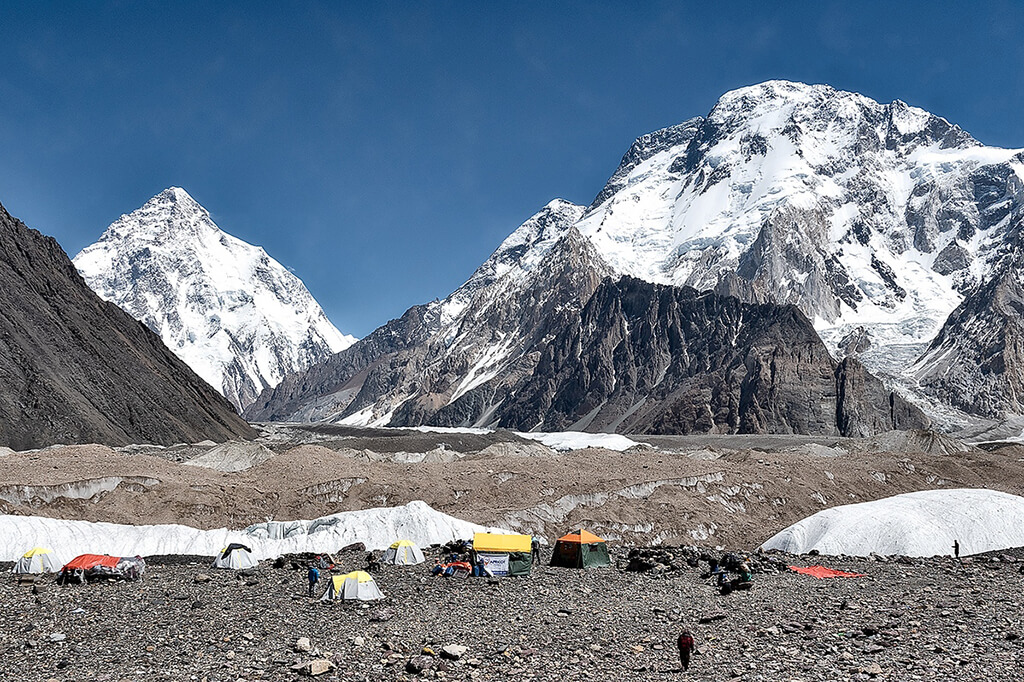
[677,630,696,671]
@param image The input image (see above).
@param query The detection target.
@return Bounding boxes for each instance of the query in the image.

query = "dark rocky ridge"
[497,277,926,436]
[915,264,1024,418]
[245,303,436,423]
[251,240,925,435]
[247,225,614,427]
[0,201,254,449]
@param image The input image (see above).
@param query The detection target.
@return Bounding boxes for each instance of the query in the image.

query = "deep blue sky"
[1,2,1022,336]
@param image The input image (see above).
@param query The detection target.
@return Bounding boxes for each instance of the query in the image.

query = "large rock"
[0,200,253,450]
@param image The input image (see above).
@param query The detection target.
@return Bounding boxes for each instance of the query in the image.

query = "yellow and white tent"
[382,539,425,565]
[321,571,385,601]
[13,547,62,574]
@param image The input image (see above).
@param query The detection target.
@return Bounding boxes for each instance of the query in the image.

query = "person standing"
[677,630,696,671]
[953,539,960,559]
[307,563,320,597]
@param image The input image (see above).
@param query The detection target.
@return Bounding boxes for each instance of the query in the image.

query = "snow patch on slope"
[406,426,646,451]
[762,488,1024,557]
[516,431,647,452]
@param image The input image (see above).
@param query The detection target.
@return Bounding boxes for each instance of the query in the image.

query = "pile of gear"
[704,552,754,595]
[56,554,146,584]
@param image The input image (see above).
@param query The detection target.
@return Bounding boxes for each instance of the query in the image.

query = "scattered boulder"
[440,644,468,660]
[405,655,434,674]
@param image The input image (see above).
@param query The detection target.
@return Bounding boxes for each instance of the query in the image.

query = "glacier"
[761,488,1024,557]
[0,501,504,562]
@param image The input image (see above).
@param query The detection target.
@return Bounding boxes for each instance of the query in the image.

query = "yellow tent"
[320,570,385,601]
[13,547,62,574]
[383,539,425,565]
[472,533,532,576]
[472,533,531,553]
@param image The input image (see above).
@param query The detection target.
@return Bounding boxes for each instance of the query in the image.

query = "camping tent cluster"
[318,539,426,602]
[10,529,610,599]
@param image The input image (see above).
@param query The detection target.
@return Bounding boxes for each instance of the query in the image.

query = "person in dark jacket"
[677,630,696,671]
[307,564,320,597]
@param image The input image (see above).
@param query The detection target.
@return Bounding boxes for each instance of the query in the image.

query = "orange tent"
[557,530,606,544]
[551,529,610,568]
[59,554,146,584]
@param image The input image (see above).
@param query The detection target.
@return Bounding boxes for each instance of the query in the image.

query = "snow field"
[762,488,1024,557]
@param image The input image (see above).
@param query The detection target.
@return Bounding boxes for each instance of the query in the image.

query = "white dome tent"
[382,539,425,565]
[212,543,258,570]
[13,547,62,574]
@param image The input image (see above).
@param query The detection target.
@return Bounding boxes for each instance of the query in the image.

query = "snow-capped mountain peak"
[575,81,1024,420]
[74,188,356,412]
[251,80,1024,430]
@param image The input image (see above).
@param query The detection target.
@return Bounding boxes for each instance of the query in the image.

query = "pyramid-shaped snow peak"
[74,187,356,412]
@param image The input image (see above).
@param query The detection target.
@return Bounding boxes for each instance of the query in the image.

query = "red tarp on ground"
[63,554,120,571]
[789,565,866,579]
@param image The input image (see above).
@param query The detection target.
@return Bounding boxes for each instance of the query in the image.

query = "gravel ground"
[2,548,1022,682]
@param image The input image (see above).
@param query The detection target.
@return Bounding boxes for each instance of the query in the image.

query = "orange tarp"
[789,565,866,579]
[556,529,606,544]
[63,554,120,571]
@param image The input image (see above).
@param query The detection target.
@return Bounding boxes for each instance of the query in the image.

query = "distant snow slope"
[74,187,355,412]
[0,501,504,561]
[515,431,646,452]
[762,488,1024,557]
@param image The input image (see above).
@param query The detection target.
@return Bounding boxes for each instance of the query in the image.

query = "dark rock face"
[835,357,925,437]
[245,304,435,423]
[498,278,926,436]
[915,265,1024,418]
[252,258,925,436]
[0,202,253,449]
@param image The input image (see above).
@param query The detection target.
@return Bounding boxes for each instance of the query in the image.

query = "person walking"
[677,630,697,671]
[307,563,320,597]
